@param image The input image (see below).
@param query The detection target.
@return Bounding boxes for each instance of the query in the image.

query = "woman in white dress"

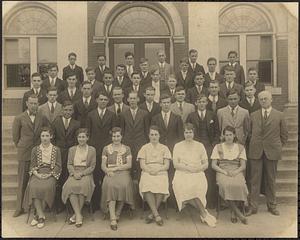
[137,125,171,226]
[172,123,217,227]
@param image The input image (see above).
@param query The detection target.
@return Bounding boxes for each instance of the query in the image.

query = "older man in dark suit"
[206,81,228,113]
[246,91,288,216]
[12,94,50,217]
[95,54,110,83]
[87,92,117,210]
[41,64,66,94]
[139,86,161,121]
[62,52,84,87]
[57,73,82,104]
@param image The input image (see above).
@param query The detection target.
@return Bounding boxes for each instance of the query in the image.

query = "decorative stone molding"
[93,36,106,44]
[173,35,185,43]
[265,86,282,95]
[276,32,288,40]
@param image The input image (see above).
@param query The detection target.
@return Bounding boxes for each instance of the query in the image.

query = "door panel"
[113,43,134,71]
[144,43,165,67]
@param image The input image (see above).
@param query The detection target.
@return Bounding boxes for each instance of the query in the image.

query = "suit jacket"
[170,101,195,123]
[107,103,130,127]
[91,80,104,99]
[186,110,220,146]
[176,71,194,89]
[151,112,184,151]
[152,62,173,88]
[219,82,244,99]
[62,65,84,87]
[41,77,66,94]
[140,72,152,86]
[217,106,250,145]
[253,81,266,97]
[204,72,224,88]
[86,109,117,156]
[52,116,80,149]
[113,76,132,91]
[207,95,228,113]
[188,62,205,75]
[57,88,82,104]
[124,65,137,79]
[38,102,63,123]
[95,65,110,83]
[220,63,245,86]
[239,98,261,114]
[99,84,115,106]
[249,108,288,160]
[22,88,48,112]
[120,108,150,155]
[67,145,96,176]
[161,87,176,103]
[12,111,50,162]
[125,85,146,104]
[186,86,209,104]
[139,101,162,120]
[73,97,98,127]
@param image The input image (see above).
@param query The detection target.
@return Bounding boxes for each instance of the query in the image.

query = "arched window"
[3,5,57,89]
[219,5,275,85]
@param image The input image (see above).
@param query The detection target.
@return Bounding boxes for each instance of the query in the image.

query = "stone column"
[57,1,88,78]
[188,3,220,72]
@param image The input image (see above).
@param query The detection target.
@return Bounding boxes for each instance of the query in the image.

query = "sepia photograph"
[1,1,298,238]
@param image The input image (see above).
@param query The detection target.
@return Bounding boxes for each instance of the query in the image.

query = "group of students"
[12,49,288,231]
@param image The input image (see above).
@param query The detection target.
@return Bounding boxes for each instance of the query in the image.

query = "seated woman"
[172,123,216,227]
[62,128,96,227]
[101,127,135,231]
[23,127,61,229]
[137,125,171,226]
[211,126,248,224]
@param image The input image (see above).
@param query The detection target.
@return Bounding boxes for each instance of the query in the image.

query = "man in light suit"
[124,52,136,79]
[12,94,50,217]
[176,57,194,90]
[161,75,177,103]
[217,89,250,145]
[38,86,63,123]
[246,91,288,216]
[95,54,110,83]
[186,72,209,105]
[246,67,265,97]
[152,50,173,89]
[85,67,103,99]
[220,51,245,86]
[62,52,84,87]
[41,64,66,94]
[188,49,206,76]
[139,86,161,121]
[204,57,224,87]
[170,86,195,123]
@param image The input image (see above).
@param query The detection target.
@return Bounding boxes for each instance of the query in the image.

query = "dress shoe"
[245,207,257,217]
[110,219,117,231]
[154,215,164,226]
[13,210,23,217]
[268,207,280,216]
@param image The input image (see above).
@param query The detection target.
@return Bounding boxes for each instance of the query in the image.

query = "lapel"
[205,111,212,129]
[66,118,77,137]
[159,113,167,130]
[44,104,51,121]
[264,108,274,127]
[226,107,236,126]
[95,109,104,128]
[24,112,34,131]
[194,112,200,129]
[134,109,142,126]
[101,109,110,126]
[34,113,41,133]
[58,117,67,136]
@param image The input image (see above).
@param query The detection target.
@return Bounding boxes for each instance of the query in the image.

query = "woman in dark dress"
[23,126,62,229]
[101,127,135,231]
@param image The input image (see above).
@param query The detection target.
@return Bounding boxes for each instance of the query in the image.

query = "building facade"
[2,1,298,115]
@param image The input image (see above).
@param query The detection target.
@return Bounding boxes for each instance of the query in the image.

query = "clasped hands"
[223,170,239,177]
[147,165,163,176]
[34,172,52,179]
[106,166,120,177]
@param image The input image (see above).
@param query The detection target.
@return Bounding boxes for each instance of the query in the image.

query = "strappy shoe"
[154,215,164,226]
[231,211,238,224]
[202,211,216,228]
[30,214,39,226]
[145,214,154,224]
[68,215,76,225]
[110,219,117,231]
[75,215,83,228]
[36,217,45,229]
[238,215,248,225]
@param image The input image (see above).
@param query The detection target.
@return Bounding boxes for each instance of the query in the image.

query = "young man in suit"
[204,57,224,87]
[62,52,84,87]
[217,89,250,145]
[51,101,80,212]
[12,94,50,217]
[207,81,228,113]
[176,57,194,90]
[38,86,63,123]
[170,86,195,123]
[149,67,163,103]
[161,75,177,103]
[186,72,209,104]
[139,86,161,120]
[95,54,110,83]
[220,51,245,86]
[22,72,48,112]
[42,64,66,94]
[246,67,265,97]
[239,81,261,114]
[73,81,98,127]
[151,93,184,208]
[152,49,173,88]
[99,70,115,106]
[57,73,82,104]
[186,94,220,209]
[139,58,152,86]
[124,52,136,79]
[87,92,117,210]
[219,66,244,99]
[188,49,206,75]
[246,91,288,216]
[85,67,103,99]
[113,64,132,91]
[120,91,150,180]
[125,72,145,104]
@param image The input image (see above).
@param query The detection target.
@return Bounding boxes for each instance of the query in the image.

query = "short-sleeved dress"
[100,144,135,213]
[23,144,61,210]
[210,143,248,202]
[172,140,208,211]
[137,143,171,202]
[62,145,96,203]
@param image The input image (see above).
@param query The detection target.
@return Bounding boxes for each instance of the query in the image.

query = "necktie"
[231,107,235,117]
[117,103,121,114]
[70,90,74,99]
[132,109,136,120]
[249,98,254,107]
[134,85,138,91]
[50,78,55,86]
[179,102,183,114]
[64,118,69,130]
[164,113,168,128]
[264,110,268,120]
[51,103,55,113]
[200,111,204,120]
[212,96,217,112]
[101,66,104,73]
[192,63,195,71]
[99,109,104,119]
[106,85,110,94]
[84,99,89,108]
[171,89,174,95]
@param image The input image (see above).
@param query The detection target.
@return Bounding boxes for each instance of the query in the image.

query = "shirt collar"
[115,102,123,107]
[69,64,76,69]
[161,110,171,117]
[229,62,237,67]
[262,106,272,115]
[228,105,239,112]
[68,87,76,93]
[40,143,53,151]
[208,95,218,102]
[27,110,35,116]
[130,107,138,113]
[146,101,153,108]
[33,87,41,94]
[159,62,165,68]
[209,71,216,78]
[83,96,91,103]
[198,109,206,115]
[48,101,57,108]
[98,107,106,115]
[177,101,184,107]
[90,79,95,85]
[62,116,70,122]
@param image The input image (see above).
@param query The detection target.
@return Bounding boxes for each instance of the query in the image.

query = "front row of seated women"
[23,123,249,230]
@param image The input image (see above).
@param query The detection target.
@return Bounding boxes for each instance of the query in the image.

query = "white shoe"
[30,215,39,226]
[202,210,217,227]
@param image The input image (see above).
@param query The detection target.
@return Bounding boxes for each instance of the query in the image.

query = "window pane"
[145,43,165,67]
[219,36,239,61]
[247,35,272,60]
[246,60,272,84]
[4,38,30,64]
[37,38,57,63]
[5,64,31,88]
[113,44,134,70]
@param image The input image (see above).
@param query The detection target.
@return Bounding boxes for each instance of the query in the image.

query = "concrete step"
[2,195,17,210]
[287,124,298,132]
[276,166,298,179]
[285,139,298,148]
[2,143,17,152]
[2,182,18,195]
[278,159,298,168]
[276,179,298,192]
[2,161,18,172]
[276,192,298,206]
[287,130,298,139]
[2,136,13,143]
[2,169,18,183]
[282,147,297,157]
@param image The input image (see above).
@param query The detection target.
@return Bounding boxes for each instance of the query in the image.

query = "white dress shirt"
[161,110,171,126]
[181,71,187,80]
[152,81,160,103]
[208,95,218,103]
[114,102,123,113]
[83,96,91,105]
[62,116,70,128]
[49,77,57,86]
[262,107,272,118]
[68,87,76,96]
[69,64,76,70]
[146,101,153,112]
[130,108,138,118]
[98,107,106,118]
[189,60,196,70]
[27,110,35,123]
[229,62,237,67]
[196,85,203,93]
[228,105,239,116]
[33,87,41,95]
[226,81,234,89]
[159,62,165,68]
[48,101,57,110]
[208,72,216,80]
[105,84,112,93]
[197,109,206,119]
[247,97,255,106]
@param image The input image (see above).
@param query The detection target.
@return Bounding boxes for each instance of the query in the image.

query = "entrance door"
[109,38,170,71]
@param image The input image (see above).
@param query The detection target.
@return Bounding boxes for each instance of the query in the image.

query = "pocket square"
[210,120,214,123]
